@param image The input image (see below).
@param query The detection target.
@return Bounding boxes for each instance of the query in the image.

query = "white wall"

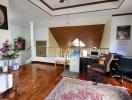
[100,17,111,48]
[48,30,59,48]
[0,0,32,65]
[33,15,111,63]
[10,23,31,49]
[35,15,111,48]
[35,14,110,28]
[110,15,132,56]
[0,0,11,46]
[0,0,31,50]
[33,27,48,60]
[9,23,31,65]
[34,27,48,42]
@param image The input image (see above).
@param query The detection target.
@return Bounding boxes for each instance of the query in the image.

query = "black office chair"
[88,53,113,83]
[112,57,132,84]
[91,53,114,74]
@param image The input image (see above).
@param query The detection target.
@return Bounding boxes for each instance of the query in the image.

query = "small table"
[55,60,68,69]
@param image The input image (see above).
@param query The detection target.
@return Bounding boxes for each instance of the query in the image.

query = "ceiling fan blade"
[60,0,65,3]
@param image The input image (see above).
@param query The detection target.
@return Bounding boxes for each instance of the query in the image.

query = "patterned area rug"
[61,69,79,78]
[46,77,131,100]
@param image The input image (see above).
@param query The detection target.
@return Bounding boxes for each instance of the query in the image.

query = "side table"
[55,60,68,69]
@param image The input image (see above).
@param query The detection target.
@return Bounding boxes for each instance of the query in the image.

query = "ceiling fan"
[60,0,65,3]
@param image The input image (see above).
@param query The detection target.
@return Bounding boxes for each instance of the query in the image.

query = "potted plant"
[0,40,21,72]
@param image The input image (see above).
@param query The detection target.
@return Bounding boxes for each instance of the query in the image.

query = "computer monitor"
[90,51,99,57]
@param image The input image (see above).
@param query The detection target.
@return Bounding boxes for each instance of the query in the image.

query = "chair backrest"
[104,53,114,72]
[118,57,132,71]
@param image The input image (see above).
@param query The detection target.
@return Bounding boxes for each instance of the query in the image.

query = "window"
[71,38,85,47]
[36,41,47,57]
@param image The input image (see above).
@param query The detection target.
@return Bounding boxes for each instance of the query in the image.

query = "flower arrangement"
[0,40,21,60]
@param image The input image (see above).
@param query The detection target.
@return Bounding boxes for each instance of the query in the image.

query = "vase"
[12,63,19,70]
[8,59,13,68]
[3,59,13,71]
[2,60,8,72]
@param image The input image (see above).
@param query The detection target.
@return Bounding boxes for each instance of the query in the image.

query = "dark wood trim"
[27,0,52,16]
[32,61,55,65]
[31,61,70,67]
[27,0,124,16]
[40,0,53,10]
[112,12,132,17]
[53,0,124,17]
[40,0,119,10]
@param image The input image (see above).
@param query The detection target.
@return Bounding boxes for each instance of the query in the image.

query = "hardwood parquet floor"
[3,63,132,100]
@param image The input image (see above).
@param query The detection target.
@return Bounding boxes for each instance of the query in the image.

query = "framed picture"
[14,38,26,50]
[116,25,131,40]
[0,4,8,30]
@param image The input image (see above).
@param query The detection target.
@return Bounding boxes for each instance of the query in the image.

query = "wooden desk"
[80,57,99,73]
[80,56,99,59]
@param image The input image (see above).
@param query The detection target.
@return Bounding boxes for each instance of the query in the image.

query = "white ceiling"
[43,0,107,9]
[9,0,132,24]
[9,0,51,24]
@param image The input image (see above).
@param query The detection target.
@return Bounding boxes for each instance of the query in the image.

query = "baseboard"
[31,61,55,66]
[31,61,70,67]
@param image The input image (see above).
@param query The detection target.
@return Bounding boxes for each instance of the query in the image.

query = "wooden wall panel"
[49,24,104,48]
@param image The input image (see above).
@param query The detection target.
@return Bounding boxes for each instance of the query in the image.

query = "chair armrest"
[111,62,119,71]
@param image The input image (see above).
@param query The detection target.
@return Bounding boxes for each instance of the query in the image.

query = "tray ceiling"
[28,0,124,16]
[40,0,118,10]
